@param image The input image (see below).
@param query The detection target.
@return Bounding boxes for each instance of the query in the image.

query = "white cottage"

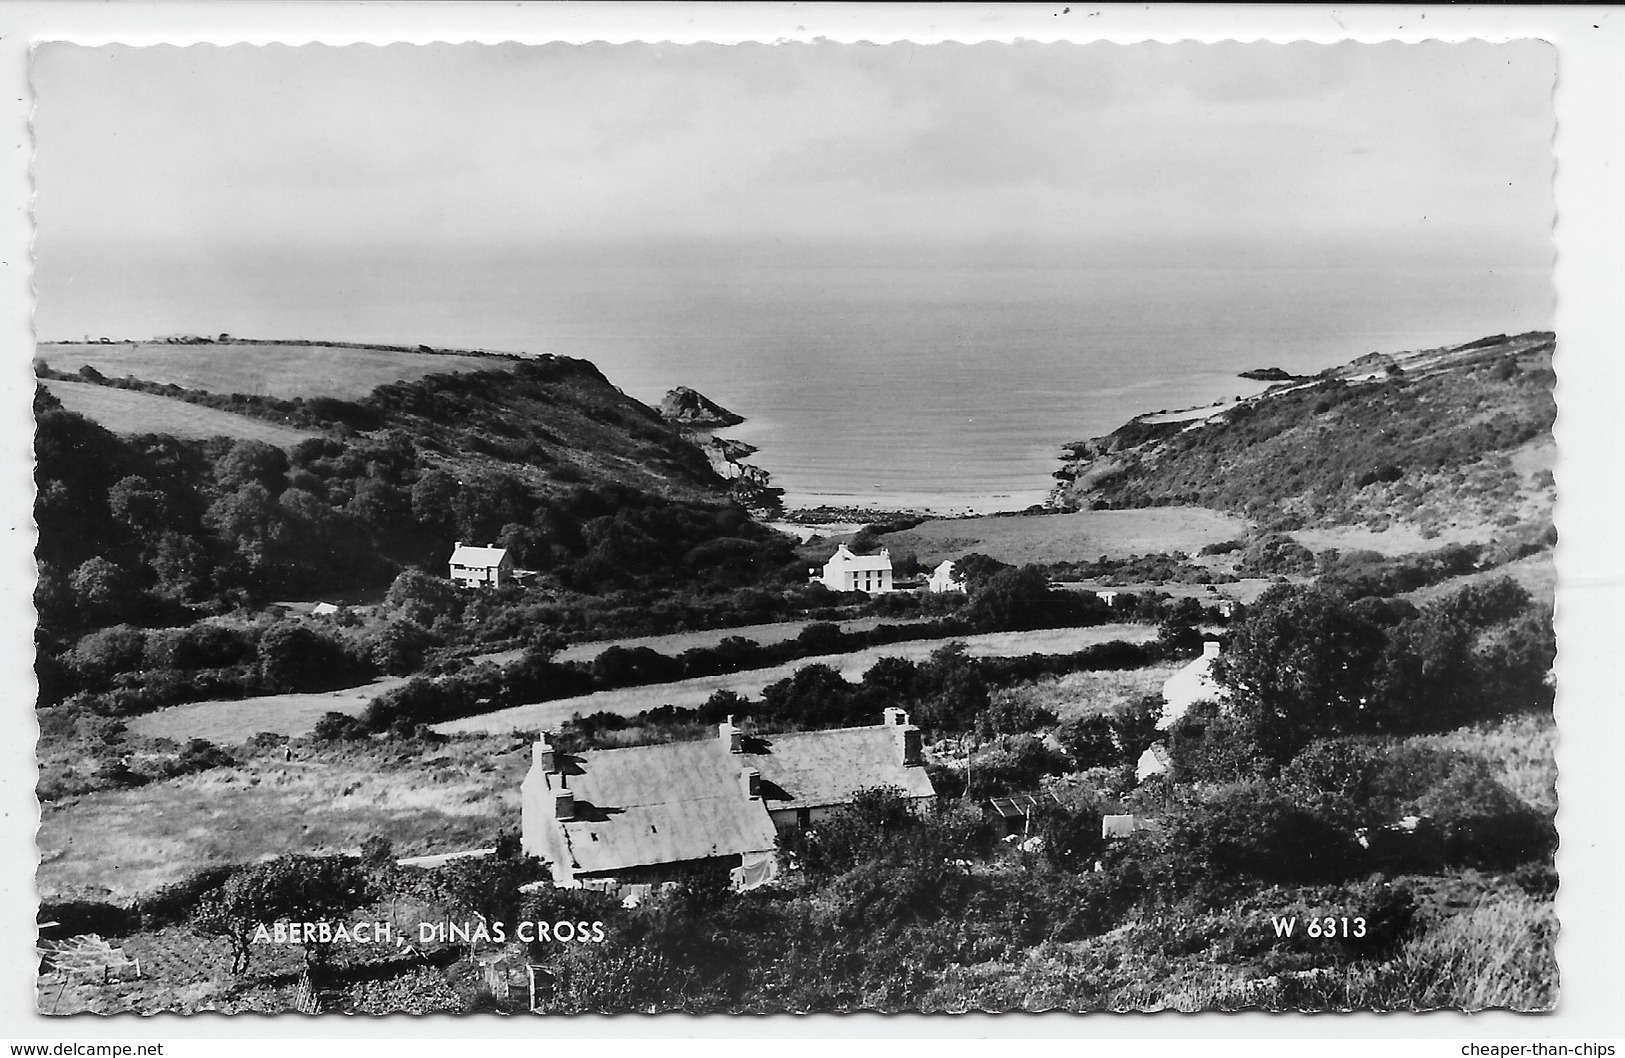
[811,543,894,594]
[448,541,514,589]
[927,559,966,594]
[1157,640,1226,729]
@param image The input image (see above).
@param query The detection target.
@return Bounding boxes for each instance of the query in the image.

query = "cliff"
[1051,332,1556,537]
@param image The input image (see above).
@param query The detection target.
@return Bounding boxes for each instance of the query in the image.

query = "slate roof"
[450,544,509,568]
[553,739,779,876]
[548,723,935,875]
[826,545,892,572]
[746,726,936,810]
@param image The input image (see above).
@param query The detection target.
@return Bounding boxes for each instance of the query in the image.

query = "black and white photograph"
[16,16,1592,1023]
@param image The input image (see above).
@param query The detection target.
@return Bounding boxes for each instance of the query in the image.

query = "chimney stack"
[532,737,556,774]
[740,766,761,801]
[720,715,744,753]
[552,772,575,820]
[885,709,923,766]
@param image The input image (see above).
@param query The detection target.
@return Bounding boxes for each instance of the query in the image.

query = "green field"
[41,379,320,446]
[880,506,1251,565]
[125,676,411,743]
[38,340,512,401]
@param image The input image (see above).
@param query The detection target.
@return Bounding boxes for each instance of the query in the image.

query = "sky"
[30,40,1555,339]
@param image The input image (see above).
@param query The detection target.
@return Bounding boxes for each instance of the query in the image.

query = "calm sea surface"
[45,259,1552,512]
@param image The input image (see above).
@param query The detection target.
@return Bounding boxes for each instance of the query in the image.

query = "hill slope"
[36,337,512,401]
[1052,332,1555,538]
[34,342,795,630]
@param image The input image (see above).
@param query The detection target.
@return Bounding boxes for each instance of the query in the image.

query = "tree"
[259,622,369,693]
[1029,800,1105,873]
[150,532,213,601]
[1367,607,1479,733]
[1155,783,1360,894]
[383,567,463,628]
[963,565,1060,631]
[192,855,370,974]
[106,475,170,539]
[760,663,858,728]
[214,439,289,495]
[369,617,436,675]
[410,468,460,531]
[1215,585,1387,760]
[68,557,139,622]
[1057,714,1120,770]
[952,552,1012,590]
[68,624,147,687]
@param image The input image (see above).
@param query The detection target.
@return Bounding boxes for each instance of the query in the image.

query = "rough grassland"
[125,676,411,743]
[37,738,528,902]
[1408,712,1557,813]
[989,662,1185,722]
[437,624,1160,736]
[880,507,1250,566]
[40,379,319,446]
[38,341,508,401]
[1404,552,1556,613]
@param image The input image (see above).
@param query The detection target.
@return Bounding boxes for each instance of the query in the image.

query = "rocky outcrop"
[659,386,745,428]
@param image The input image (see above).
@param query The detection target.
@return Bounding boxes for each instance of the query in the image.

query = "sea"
[43,255,1553,514]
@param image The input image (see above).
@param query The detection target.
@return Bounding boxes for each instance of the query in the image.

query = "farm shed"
[984,791,1062,840]
[927,559,966,594]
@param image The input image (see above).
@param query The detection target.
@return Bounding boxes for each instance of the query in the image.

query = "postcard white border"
[1,0,1621,1043]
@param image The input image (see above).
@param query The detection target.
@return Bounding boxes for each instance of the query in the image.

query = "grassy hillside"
[34,341,801,728]
[879,506,1249,567]
[37,338,510,400]
[40,379,319,447]
[1053,332,1555,538]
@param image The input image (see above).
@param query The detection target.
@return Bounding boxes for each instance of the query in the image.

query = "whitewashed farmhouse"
[520,709,934,890]
[927,559,966,594]
[448,541,514,589]
[811,543,894,594]
[1157,640,1226,729]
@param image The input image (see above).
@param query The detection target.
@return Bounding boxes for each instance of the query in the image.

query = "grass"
[124,676,412,743]
[921,882,1556,1012]
[1408,711,1558,814]
[1404,551,1556,612]
[1055,577,1290,604]
[40,379,319,446]
[436,623,1161,735]
[1290,522,1495,557]
[37,736,527,903]
[989,662,1184,722]
[549,615,938,665]
[38,340,511,401]
[879,507,1251,566]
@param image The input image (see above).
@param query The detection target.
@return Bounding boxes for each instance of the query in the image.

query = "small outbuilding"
[927,559,966,594]
[1136,742,1172,782]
